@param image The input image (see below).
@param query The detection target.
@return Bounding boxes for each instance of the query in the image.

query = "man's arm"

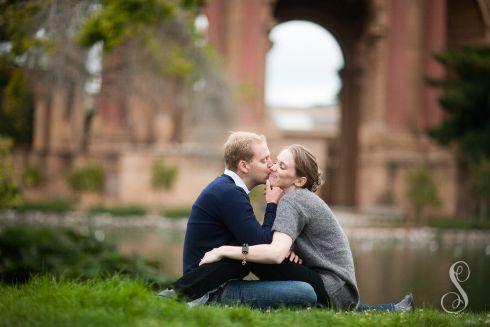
[220,182,282,245]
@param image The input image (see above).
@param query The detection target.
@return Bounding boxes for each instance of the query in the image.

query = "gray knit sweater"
[272,188,360,307]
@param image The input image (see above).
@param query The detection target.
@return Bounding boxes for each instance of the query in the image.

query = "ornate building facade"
[25,0,490,215]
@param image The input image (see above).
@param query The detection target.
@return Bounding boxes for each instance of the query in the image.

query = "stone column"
[423,0,446,128]
[385,0,410,132]
[32,86,50,154]
[205,0,272,129]
[69,85,86,152]
[356,0,391,211]
[337,64,362,206]
[90,45,129,152]
[48,88,67,152]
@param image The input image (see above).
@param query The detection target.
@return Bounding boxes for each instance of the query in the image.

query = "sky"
[265,21,344,108]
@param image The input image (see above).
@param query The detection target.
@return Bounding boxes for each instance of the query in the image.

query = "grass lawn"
[0,277,487,327]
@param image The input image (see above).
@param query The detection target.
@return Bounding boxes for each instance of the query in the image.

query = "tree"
[0,0,93,145]
[0,63,34,145]
[78,0,230,144]
[0,1,43,145]
[406,167,441,224]
[469,160,490,222]
[429,46,490,160]
[0,137,20,208]
[429,46,490,219]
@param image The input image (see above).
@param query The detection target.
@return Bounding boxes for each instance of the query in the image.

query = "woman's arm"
[199,232,293,265]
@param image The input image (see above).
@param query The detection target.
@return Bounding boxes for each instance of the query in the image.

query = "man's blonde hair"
[224,132,266,171]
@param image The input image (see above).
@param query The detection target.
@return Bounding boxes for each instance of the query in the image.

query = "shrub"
[0,136,20,208]
[88,204,147,217]
[10,198,75,213]
[151,160,178,190]
[0,226,167,287]
[162,207,192,219]
[67,164,105,193]
[469,160,490,222]
[22,165,44,188]
[427,217,490,230]
[406,167,441,223]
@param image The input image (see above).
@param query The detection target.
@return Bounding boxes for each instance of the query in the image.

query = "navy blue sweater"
[183,174,277,273]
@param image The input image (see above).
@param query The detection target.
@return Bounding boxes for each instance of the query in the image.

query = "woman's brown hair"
[287,144,323,192]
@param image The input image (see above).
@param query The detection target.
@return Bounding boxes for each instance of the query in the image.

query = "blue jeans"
[209,280,317,309]
[209,280,396,311]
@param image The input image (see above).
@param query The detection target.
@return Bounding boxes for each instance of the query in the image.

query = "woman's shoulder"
[283,188,323,206]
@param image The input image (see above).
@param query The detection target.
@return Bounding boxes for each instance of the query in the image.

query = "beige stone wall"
[118,149,224,209]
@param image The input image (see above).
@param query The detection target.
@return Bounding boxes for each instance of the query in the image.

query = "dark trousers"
[173,259,330,307]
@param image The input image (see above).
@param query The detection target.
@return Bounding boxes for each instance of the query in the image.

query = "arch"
[269,0,369,206]
[265,20,344,108]
[203,0,487,213]
[272,0,369,65]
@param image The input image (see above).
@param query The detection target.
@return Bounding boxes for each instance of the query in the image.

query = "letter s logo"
[440,261,470,313]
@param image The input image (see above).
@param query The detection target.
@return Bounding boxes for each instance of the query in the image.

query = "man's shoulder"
[201,174,245,198]
[206,174,234,190]
[192,174,248,215]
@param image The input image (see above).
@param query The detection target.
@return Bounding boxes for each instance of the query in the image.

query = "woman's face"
[269,149,298,191]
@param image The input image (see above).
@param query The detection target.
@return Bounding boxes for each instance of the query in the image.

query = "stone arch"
[203,0,488,215]
[272,0,369,65]
[270,0,371,206]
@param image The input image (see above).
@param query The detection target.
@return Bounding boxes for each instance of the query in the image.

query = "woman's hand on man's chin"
[199,247,223,266]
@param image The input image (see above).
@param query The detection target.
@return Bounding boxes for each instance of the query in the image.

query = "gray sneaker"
[394,293,415,312]
[157,288,176,299]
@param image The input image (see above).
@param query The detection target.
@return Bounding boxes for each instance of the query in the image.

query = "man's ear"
[294,177,307,188]
[237,160,249,174]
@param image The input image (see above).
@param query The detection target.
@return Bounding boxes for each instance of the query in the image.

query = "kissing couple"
[161,131,414,312]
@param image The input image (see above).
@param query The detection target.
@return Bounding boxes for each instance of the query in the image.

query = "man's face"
[247,141,272,187]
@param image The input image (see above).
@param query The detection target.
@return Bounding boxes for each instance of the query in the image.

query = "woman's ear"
[237,160,249,174]
[294,176,307,188]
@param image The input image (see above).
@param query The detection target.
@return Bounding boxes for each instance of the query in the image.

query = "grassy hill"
[0,276,487,326]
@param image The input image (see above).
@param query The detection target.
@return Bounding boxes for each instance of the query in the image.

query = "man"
[171,132,318,308]
[183,131,282,273]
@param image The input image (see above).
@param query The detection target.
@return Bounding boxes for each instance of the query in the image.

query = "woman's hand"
[286,250,303,264]
[199,247,223,266]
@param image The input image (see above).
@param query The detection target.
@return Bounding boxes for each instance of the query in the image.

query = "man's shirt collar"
[224,169,250,194]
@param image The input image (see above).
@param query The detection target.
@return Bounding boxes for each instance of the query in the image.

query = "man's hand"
[265,179,283,204]
[199,247,223,266]
[286,250,302,264]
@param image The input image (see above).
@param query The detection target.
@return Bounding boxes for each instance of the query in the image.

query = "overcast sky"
[265,21,344,108]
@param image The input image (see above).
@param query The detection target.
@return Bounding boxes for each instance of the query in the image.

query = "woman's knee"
[286,281,317,305]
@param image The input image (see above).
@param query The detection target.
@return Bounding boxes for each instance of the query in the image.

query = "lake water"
[1,210,487,312]
[103,223,490,312]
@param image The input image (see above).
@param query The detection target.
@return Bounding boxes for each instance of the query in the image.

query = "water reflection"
[104,225,489,312]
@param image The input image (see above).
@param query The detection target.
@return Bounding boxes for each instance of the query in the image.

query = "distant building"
[18,0,490,217]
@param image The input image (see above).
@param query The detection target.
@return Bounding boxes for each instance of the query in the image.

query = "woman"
[199,144,414,311]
